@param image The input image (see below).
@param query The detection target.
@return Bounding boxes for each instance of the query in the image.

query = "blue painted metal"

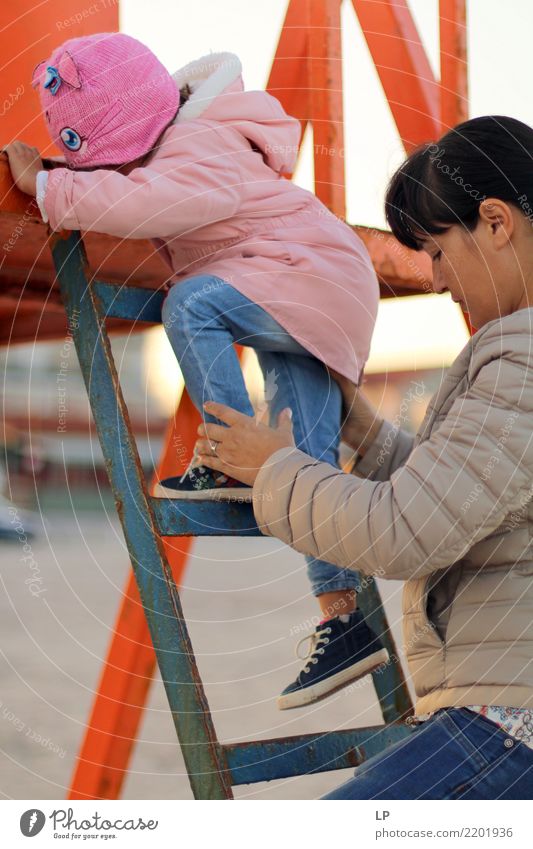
[151,496,261,537]
[224,723,415,785]
[49,229,415,798]
[93,281,164,323]
[51,230,233,800]
[357,579,414,724]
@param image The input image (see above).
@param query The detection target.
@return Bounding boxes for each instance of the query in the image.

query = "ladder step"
[223,723,414,785]
[94,281,164,323]
[150,496,262,536]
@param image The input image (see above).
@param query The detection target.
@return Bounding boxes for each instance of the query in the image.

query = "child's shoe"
[277,609,389,710]
[154,465,253,502]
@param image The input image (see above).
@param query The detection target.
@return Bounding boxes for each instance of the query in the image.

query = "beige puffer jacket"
[253,307,533,714]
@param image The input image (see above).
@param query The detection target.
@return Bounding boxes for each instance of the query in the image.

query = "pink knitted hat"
[31,32,180,168]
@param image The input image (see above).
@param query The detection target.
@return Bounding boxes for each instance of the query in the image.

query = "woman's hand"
[2,141,43,196]
[194,401,296,486]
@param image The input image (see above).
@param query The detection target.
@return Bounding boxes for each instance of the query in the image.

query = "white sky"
[121,0,533,376]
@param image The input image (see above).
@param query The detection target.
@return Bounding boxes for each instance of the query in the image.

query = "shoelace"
[178,447,228,486]
[178,445,201,484]
[295,624,332,674]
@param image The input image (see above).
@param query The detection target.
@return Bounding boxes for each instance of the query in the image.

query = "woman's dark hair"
[385,115,533,250]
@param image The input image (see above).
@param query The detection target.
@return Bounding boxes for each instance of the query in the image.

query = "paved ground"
[0,509,412,800]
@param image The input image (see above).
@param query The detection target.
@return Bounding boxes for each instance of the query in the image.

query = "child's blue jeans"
[322,707,533,799]
[161,274,359,598]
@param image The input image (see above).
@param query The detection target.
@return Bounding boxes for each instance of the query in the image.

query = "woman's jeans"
[161,274,359,598]
[322,707,533,799]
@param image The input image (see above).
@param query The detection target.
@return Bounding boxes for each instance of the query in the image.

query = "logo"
[20,809,46,837]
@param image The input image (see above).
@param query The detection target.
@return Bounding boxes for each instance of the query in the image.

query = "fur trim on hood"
[171,52,301,174]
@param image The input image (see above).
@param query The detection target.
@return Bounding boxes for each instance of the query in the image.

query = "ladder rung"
[50,230,415,799]
[223,723,414,785]
[94,281,164,323]
[150,496,262,536]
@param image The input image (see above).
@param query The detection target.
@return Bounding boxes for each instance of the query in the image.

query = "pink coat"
[43,53,379,384]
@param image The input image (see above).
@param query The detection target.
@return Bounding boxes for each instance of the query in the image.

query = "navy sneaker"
[154,465,253,502]
[278,610,389,710]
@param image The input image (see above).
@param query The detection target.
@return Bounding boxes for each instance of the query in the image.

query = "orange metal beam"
[439,0,468,132]
[308,0,346,218]
[351,0,441,149]
[0,148,435,346]
[68,392,200,800]
[0,2,118,153]
[266,0,310,142]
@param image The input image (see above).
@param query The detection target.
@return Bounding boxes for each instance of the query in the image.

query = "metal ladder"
[51,228,415,800]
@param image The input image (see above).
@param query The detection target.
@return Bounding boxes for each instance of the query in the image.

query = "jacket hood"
[171,52,301,174]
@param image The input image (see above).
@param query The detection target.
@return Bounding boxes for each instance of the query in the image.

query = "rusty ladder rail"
[51,229,415,800]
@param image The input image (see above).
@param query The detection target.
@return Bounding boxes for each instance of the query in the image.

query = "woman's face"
[420,199,533,329]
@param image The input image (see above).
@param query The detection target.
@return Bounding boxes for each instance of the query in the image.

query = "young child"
[9,31,389,710]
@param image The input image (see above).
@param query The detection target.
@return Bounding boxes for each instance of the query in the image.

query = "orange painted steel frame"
[0,0,468,798]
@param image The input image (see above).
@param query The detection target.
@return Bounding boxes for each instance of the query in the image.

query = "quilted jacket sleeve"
[253,339,533,582]
[351,417,415,481]
[43,122,241,239]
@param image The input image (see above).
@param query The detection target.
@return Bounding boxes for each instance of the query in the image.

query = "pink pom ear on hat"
[31,60,47,89]
[31,51,81,93]
[56,51,82,89]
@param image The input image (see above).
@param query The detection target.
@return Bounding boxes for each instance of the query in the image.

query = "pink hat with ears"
[31,32,180,168]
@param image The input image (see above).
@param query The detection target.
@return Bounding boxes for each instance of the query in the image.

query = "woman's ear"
[478,198,514,248]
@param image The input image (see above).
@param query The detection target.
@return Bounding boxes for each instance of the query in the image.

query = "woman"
[193,115,533,799]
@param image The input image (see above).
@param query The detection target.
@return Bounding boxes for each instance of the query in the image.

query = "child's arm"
[41,126,241,239]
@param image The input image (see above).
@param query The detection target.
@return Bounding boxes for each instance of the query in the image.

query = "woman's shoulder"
[465,307,533,411]
[469,307,533,369]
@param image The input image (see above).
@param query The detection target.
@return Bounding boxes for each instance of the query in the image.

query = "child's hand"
[194,402,295,486]
[2,141,43,196]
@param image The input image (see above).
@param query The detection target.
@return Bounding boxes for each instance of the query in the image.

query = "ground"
[0,509,411,800]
